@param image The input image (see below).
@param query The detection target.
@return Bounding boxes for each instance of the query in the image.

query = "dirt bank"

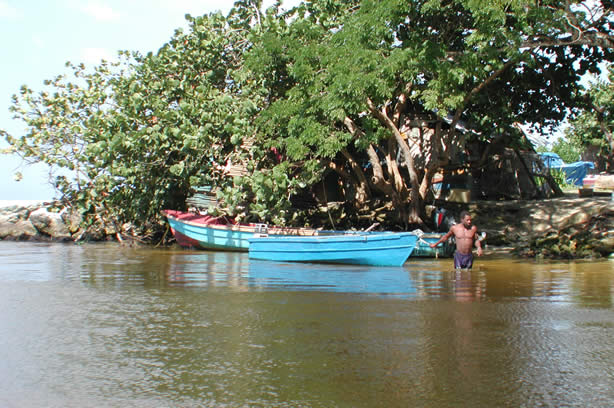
[468,195,610,238]
[452,193,614,258]
[2,195,612,258]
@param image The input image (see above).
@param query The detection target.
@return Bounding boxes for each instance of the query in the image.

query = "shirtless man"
[430,210,483,269]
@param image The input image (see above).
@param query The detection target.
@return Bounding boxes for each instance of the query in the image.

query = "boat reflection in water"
[247,260,416,297]
[166,251,250,288]
[165,251,416,296]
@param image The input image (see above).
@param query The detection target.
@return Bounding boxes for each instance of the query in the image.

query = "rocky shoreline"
[0,201,128,243]
[1,196,613,258]
[464,194,614,258]
[0,201,83,242]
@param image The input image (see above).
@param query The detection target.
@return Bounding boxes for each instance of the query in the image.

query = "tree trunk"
[344,116,397,197]
[365,145,393,195]
[340,148,371,204]
[367,98,423,225]
[417,126,444,200]
[386,137,407,197]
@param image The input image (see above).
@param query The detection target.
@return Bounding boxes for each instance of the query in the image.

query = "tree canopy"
[2,0,613,235]
[3,8,260,233]
[565,64,614,170]
[243,0,614,223]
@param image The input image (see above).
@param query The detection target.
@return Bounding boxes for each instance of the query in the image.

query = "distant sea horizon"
[0,199,52,208]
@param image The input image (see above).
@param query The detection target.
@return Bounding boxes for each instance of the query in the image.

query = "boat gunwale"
[248,232,417,244]
[164,213,317,235]
[249,243,416,254]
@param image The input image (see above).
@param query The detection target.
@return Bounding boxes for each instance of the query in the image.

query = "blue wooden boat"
[248,232,419,267]
[413,233,455,258]
[163,210,324,251]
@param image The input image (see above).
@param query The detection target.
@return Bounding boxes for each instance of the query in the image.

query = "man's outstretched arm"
[430,229,454,248]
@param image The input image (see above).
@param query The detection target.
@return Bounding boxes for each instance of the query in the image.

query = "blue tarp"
[539,152,595,186]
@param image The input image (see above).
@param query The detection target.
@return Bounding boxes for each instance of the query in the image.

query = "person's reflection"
[453,269,482,302]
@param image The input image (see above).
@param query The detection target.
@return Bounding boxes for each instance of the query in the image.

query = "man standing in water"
[430,210,483,269]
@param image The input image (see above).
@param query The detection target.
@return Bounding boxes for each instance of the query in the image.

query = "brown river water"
[1,241,613,407]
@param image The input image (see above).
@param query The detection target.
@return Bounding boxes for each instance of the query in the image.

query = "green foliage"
[536,136,582,163]
[549,169,578,190]
[566,65,614,171]
[551,137,582,163]
[3,61,120,183]
[2,8,259,233]
[244,0,613,222]
[2,0,613,233]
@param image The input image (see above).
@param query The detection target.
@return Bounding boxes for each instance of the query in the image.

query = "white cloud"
[0,1,19,18]
[80,0,120,21]
[81,47,116,64]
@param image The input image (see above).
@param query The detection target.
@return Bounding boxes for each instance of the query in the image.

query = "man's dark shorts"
[454,252,473,269]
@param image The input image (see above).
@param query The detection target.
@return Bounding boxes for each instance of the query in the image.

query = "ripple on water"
[2,242,614,407]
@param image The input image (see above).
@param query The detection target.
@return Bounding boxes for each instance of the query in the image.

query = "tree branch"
[392,83,412,128]
[340,148,371,202]
[448,56,520,141]
[343,116,397,196]
[367,98,423,223]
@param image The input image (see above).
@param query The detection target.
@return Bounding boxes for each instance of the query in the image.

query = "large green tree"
[239,0,614,225]
[2,0,613,234]
[566,64,614,171]
[2,3,264,233]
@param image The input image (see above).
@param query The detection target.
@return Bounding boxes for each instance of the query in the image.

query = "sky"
[0,0,299,201]
[1,1,607,201]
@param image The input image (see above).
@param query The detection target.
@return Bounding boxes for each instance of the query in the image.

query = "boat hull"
[248,232,418,267]
[413,233,455,258]
[165,215,257,251]
[163,210,322,252]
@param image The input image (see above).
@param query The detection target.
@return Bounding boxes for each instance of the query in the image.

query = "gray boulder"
[0,215,39,240]
[29,207,72,240]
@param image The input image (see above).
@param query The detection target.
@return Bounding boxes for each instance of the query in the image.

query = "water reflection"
[2,242,614,407]
[166,251,249,288]
[165,253,418,296]
[2,242,612,305]
[247,260,416,296]
[410,267,486,302]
